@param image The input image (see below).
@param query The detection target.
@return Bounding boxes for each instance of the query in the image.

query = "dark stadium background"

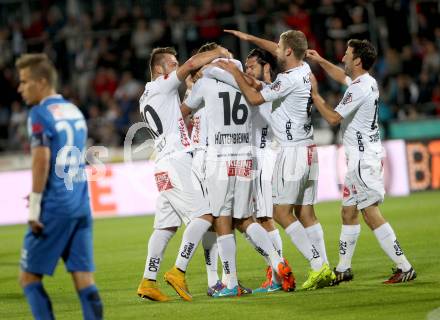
[0,0,439,152]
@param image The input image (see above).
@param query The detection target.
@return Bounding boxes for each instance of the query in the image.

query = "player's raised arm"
[176,46,230,82]
[216,60,265,106]
[310,73,342,126]
[224,30,278,57]
[306,49,348,85]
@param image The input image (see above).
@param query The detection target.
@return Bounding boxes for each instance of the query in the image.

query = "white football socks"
[373,223,412,272]
[336,224,361,272]
[175,218,212,272]
[243,229,271,266]
[285,220,323,271]
[269,229,283,258]
[305,223,328,264]
[143,229,175,280]
[202,231,219,287]
[217,234,238,289]
[246,223,283,271]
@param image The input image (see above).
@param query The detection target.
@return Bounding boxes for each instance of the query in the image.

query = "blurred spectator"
[75,37,98,101]
[422,41,440,74]
[347,6,369,40]
[92,68,118,98]
[195,0,222,43]
[8,101,28,150]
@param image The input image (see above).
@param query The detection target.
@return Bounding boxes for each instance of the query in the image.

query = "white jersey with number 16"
[185,77,252,160]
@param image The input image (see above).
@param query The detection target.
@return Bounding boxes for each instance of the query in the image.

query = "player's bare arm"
[216,60,265,106]
[306,49,347,85]
[224,30,277,57]
[29,146,51,233]
[310,73,343,126]
[177,46,230,81]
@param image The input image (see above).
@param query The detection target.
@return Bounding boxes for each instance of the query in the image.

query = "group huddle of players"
[135,29,416,301]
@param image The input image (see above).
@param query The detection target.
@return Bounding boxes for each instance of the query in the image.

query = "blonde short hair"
[280,30,308,60]
[15,53,57,88]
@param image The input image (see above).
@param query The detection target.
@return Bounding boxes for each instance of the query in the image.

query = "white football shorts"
[342,156,385,210]
[153,152,211,229]
[253,148,278,218]
[272,144,319,206]
[205,158,253,219]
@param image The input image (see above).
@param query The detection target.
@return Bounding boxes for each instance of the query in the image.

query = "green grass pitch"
[1,191,439,320]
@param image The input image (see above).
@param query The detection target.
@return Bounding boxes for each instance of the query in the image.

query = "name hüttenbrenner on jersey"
[215,132,250,145]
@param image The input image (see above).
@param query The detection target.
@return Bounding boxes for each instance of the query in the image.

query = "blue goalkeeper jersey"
[27,94,90,218]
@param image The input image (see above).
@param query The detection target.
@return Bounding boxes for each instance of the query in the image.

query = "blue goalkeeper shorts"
[20,211,95,276]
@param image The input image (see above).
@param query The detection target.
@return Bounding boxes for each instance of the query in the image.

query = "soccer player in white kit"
[205,48,289,293]
[179,51,295,297]
[136,46,230,302]
[243,48,287,292]
[307,39,416,284]
[217,30,335,290]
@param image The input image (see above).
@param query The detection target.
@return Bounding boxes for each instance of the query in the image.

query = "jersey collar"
[351,72,369,83]
[40,94,62,105]
[283,62,304,74]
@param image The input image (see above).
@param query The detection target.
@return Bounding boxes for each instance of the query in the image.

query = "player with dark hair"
[307,39,416,284]
[17,53,103,319]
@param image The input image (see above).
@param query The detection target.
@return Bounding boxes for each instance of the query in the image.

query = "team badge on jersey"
[270,80,281,91]
[342,92,353,105]
[155,172,173,192]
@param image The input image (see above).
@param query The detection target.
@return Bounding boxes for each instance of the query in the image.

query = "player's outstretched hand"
[29,220,44,235]
[306,49,323,63]
[216,59,240,74]
[224,29,251,41]
[216,46,231,59]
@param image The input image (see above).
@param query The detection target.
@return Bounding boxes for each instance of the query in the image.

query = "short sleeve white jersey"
[261,62,314,146]
[184,77,252,160]
[250,99,273,150]
[335,73,383,159]
[191,107,208,149]
[139,71,192,161]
